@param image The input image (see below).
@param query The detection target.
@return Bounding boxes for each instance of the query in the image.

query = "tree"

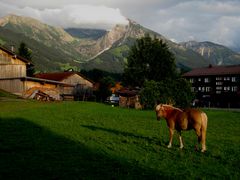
[95,76,115,102]
[123,35,194,109]
[140,79,194,109]
[18,42,35,76]
[139,80,161,109]
[18,42,32,60]
[123,35,177,87]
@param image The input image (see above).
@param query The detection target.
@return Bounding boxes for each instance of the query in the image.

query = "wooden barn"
[34,72,94,100]
[0,46,29,78]
[0,46,70,100]
[117,88,142,109]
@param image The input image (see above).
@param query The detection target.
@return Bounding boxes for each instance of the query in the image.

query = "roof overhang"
[0,77,74,87]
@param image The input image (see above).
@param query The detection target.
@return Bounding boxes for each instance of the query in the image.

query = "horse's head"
[155,104,166,120]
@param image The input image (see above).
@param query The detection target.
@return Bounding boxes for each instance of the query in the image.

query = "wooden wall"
[63,86,74,95]
[0,79,24,95]
[62,74,93,88]
[0,49,27,78]
[0,78,64,100]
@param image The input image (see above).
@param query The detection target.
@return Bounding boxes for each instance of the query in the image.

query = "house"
[34,72,94,100]
[183,65,240,108]
[0,46,70,100]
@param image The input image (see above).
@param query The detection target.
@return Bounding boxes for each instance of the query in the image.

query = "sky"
[0,0,240,50]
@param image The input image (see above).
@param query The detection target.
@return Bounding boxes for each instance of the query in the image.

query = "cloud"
[209,16,240,48]
[0,2,128,29]
[0,0,240,50]
[148,0,240,49]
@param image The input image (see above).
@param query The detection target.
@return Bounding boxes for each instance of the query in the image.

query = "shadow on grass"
[81,125,161,145]
[0,118,166,179]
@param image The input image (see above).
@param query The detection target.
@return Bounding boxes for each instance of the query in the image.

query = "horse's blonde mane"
[161,104,183,112]
[155,104,161,111]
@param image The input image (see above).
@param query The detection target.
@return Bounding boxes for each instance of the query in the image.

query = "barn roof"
[182,65,240,77]
[0,46,33,65]
[117,88,139,97]
[34,72,75,81]
[34,72,94,83]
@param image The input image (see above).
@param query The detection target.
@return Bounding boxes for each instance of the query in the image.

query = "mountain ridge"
[180,41,240,66]
[0,14,239,73]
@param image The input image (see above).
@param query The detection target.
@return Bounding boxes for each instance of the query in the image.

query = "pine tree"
[18,42,35,76]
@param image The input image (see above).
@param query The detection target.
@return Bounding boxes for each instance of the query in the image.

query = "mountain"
[0,14,238,73]
[65,28,107,40]
[180,41,240,66]
[0,14,85,72]
[82,20,209,72]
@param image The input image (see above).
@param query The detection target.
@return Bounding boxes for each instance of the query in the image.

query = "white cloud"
[0,0,240,49]
[150,0,240,48]
[0,2,128,29]
[209,16,240,47]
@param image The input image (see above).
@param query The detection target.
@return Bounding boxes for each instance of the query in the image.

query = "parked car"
[106,94,119,105]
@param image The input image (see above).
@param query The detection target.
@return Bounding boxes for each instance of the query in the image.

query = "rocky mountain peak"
[180,41,240,65]
[1,14,239,73]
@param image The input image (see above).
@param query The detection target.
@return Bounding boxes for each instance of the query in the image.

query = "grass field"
[0,101,239,179]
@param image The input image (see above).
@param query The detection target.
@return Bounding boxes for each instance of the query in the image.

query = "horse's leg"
[200,112,208,152]
[178,131,184,149]
[195,127,201,151]
[167,128,174,148]
[201,129,207,152]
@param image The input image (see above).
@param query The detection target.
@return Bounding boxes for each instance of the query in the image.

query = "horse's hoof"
[201,149,206,153]
[167,145,172,148]
[180,146,184,149]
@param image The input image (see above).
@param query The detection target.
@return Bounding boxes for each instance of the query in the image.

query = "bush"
[140,79,194,109]
[139,81,160,109]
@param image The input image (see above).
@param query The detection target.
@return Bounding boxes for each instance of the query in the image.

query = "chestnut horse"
[155,104,208,152]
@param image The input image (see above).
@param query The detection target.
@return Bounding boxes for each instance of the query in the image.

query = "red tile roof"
[34,72,76,81]
[183,65,240,77]
[34,72,94,84]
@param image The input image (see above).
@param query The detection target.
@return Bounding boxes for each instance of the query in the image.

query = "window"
[224,87,230,91]
[216,86,222,90]
[232,86,238,92]
[224,77,230,81]
[204,78,210,83]
[191,87,196,92]
[232,77,236,82]
[216,82,223,85]
[198,78,201,82]
[206,87,211,92]
[216,91,221,94]
[216,77,222,81]
[190,78,194,83]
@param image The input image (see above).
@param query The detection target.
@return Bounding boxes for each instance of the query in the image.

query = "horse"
[155,104,208,152]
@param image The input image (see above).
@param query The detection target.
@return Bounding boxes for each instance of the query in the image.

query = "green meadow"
[0,101,239,179]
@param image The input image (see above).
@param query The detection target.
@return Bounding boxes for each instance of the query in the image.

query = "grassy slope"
[0,28,82,72]
[0,101,239,179]
[0,89,20,99]
[83,45,129,73]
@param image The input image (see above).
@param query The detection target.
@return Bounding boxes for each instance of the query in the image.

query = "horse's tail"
[200,112,208,152]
